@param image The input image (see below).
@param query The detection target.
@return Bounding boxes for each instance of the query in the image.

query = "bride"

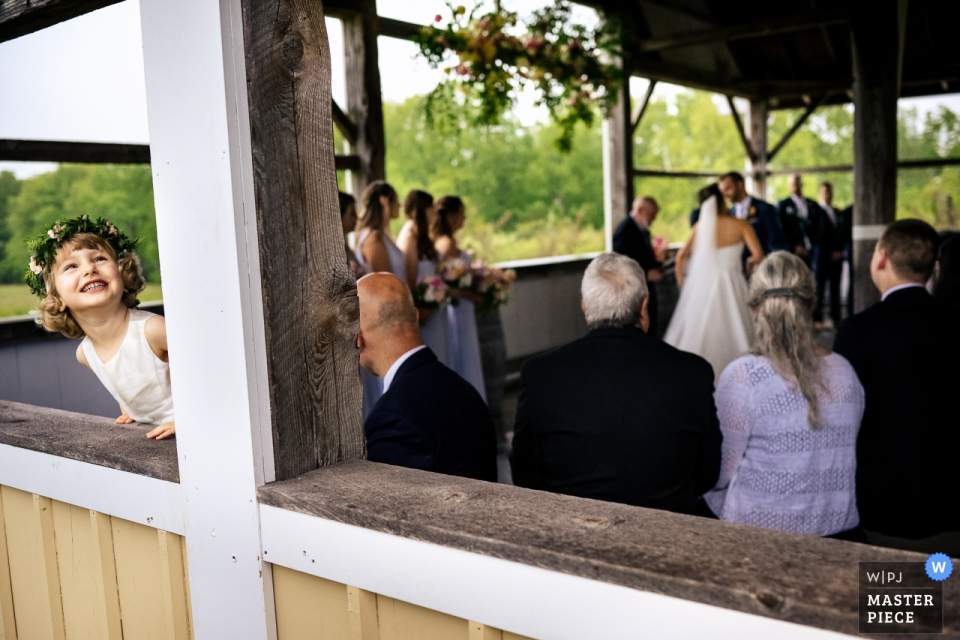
[664,184,764,382]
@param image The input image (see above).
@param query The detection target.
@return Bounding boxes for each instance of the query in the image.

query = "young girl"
[26,216,175,439]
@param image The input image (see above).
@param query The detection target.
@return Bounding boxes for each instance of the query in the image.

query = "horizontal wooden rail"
[0,139,150,164]
[334,154,362,171]
[378,16,422,40]
[634,168,719,179]
[635,157,960,180]
[0,0,122,44]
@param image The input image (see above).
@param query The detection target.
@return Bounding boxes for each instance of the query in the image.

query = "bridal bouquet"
[412,275,449,310]
[438,257,474,306]
[470,259,517,316]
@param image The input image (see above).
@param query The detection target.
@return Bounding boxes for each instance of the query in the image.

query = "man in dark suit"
[778,173,826,269]
[834,220,959,555]
[358,273,497,481]
[716,171,788,254]
[815,181,844,327]
[613,196,663,336]
[510,253,722,515]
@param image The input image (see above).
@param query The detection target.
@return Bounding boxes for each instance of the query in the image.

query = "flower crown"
[24,215,140,298]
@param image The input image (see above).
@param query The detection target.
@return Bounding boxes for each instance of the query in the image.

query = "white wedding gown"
[664,196,754,383]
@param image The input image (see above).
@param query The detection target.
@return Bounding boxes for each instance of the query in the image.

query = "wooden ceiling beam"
[378,16,421,41]
[0,0,122,44]
[636,11,849,54]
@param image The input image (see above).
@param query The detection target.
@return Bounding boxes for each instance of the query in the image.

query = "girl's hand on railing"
[146,422,176,440]
[116,406,134,425]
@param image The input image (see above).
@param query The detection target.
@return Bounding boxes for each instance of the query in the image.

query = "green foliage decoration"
[23,214,140,298]
[414,0,623,151]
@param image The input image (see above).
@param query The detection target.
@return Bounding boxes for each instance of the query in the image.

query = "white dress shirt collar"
[881,282,925,301]
[791,194,808,218]
[382,345,427,394]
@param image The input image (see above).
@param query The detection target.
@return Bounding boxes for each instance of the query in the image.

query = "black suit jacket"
[778,196,826,266]
[834,287,959,538]
[510,326,722,515]
[613,217,661,330]
[365,347,497,482]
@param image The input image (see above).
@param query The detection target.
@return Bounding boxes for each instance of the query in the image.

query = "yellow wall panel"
[502,632,534,640]
[273,565,349,640]
[179,537,194,640]
[111,517,190,640]
[1,486,65,640]
[0,488,18,640]
[347,586,378,640]
[376,595,467,640]
[51,502,122,640]
[469,621,502,640]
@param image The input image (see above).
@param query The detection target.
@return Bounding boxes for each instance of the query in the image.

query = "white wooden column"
[139,0,276,637]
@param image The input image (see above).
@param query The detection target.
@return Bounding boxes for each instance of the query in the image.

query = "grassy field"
[0,283,164,318]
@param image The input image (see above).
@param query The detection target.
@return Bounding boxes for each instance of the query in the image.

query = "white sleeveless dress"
[418,257,451,366]
[81,309,175,425]
[447,250,486,401]
[664,197,754,383]
[355,228,407,419]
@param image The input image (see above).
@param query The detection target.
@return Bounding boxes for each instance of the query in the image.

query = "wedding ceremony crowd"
[344,175,960,558]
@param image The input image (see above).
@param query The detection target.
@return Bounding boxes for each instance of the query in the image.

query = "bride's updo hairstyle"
[698,183,730,215]
[748,251,824,427]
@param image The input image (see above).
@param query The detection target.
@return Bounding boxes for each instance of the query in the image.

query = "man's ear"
[875,248,887,271]
[639,297,650,333]
[357,330,364,351]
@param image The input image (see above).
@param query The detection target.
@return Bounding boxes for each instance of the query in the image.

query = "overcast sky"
[1,0,958,178]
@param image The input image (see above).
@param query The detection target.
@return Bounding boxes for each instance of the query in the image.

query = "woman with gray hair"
[704,251,865,539]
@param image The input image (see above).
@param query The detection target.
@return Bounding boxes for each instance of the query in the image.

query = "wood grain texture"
[603,74,631,243]
[273,565,348,640]
[241,0,365,480]
[110,517,190,640]
[0,401,179,483]
[0,0,121,44]
[376,595,467,640]
[258,459,960,637]
[347,585,379,640]
[342,0,386,196]
[0,489,17,640]
[0,487,65,640]
[51,502,122,640]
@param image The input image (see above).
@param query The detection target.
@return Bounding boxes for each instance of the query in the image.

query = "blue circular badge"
[925,553,953,581]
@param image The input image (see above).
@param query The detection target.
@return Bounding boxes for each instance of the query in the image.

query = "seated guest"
[704,252,864,538]
[358,273,497,481]
[834,220,959,554]
[509,253,721,515]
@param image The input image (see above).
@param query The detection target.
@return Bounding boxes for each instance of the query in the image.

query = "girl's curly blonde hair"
[36,233,146,339]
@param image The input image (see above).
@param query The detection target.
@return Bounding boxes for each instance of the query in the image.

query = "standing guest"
[704,252,864,538]
[510,253,721,515]
[338,191,364,278]
[358,273,497,481]
[716,171,788,255]
[834,220,959,555]
[434,195,486,400]
[815,182,844,327]
[354,181,406,419]
[613,196,664,336]
[397,189,450,365]
[778,173,825,269]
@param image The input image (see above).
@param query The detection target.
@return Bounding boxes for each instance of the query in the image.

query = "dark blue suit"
[778,196,826,268]
[365,347,497,482]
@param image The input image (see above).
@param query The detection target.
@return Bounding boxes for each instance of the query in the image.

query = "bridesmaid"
[397,189,450,365]
[353,181,405,419]
[434,195,487,401]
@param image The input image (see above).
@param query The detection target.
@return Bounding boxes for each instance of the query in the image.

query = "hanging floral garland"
[413,1,624,151]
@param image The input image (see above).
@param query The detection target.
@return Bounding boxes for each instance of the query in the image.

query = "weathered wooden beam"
[241,0,364,479]
[343,0,386,196]
[331,99,358,145]
[766,93,829,162]
[726,96,755,163]
[378,16,421,41]
[633,168,717,179]
[0,139,149,164]
[851,0,900,312]
[334,154,361,172]
[748,99,769,198]
[630,58,758,100]
[603,69,632,251]
[630,80,657,135]
[0,0,121,44]
[636,10,849,54]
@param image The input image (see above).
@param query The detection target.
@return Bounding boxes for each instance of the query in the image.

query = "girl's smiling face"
[52,243,124,314]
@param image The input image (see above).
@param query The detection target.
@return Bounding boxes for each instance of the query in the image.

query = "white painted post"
[139,0,276,637]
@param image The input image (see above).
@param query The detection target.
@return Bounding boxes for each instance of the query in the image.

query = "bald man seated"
[357,273,497,482]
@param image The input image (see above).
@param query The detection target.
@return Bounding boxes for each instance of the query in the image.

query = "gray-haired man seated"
[509,253,722,516]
